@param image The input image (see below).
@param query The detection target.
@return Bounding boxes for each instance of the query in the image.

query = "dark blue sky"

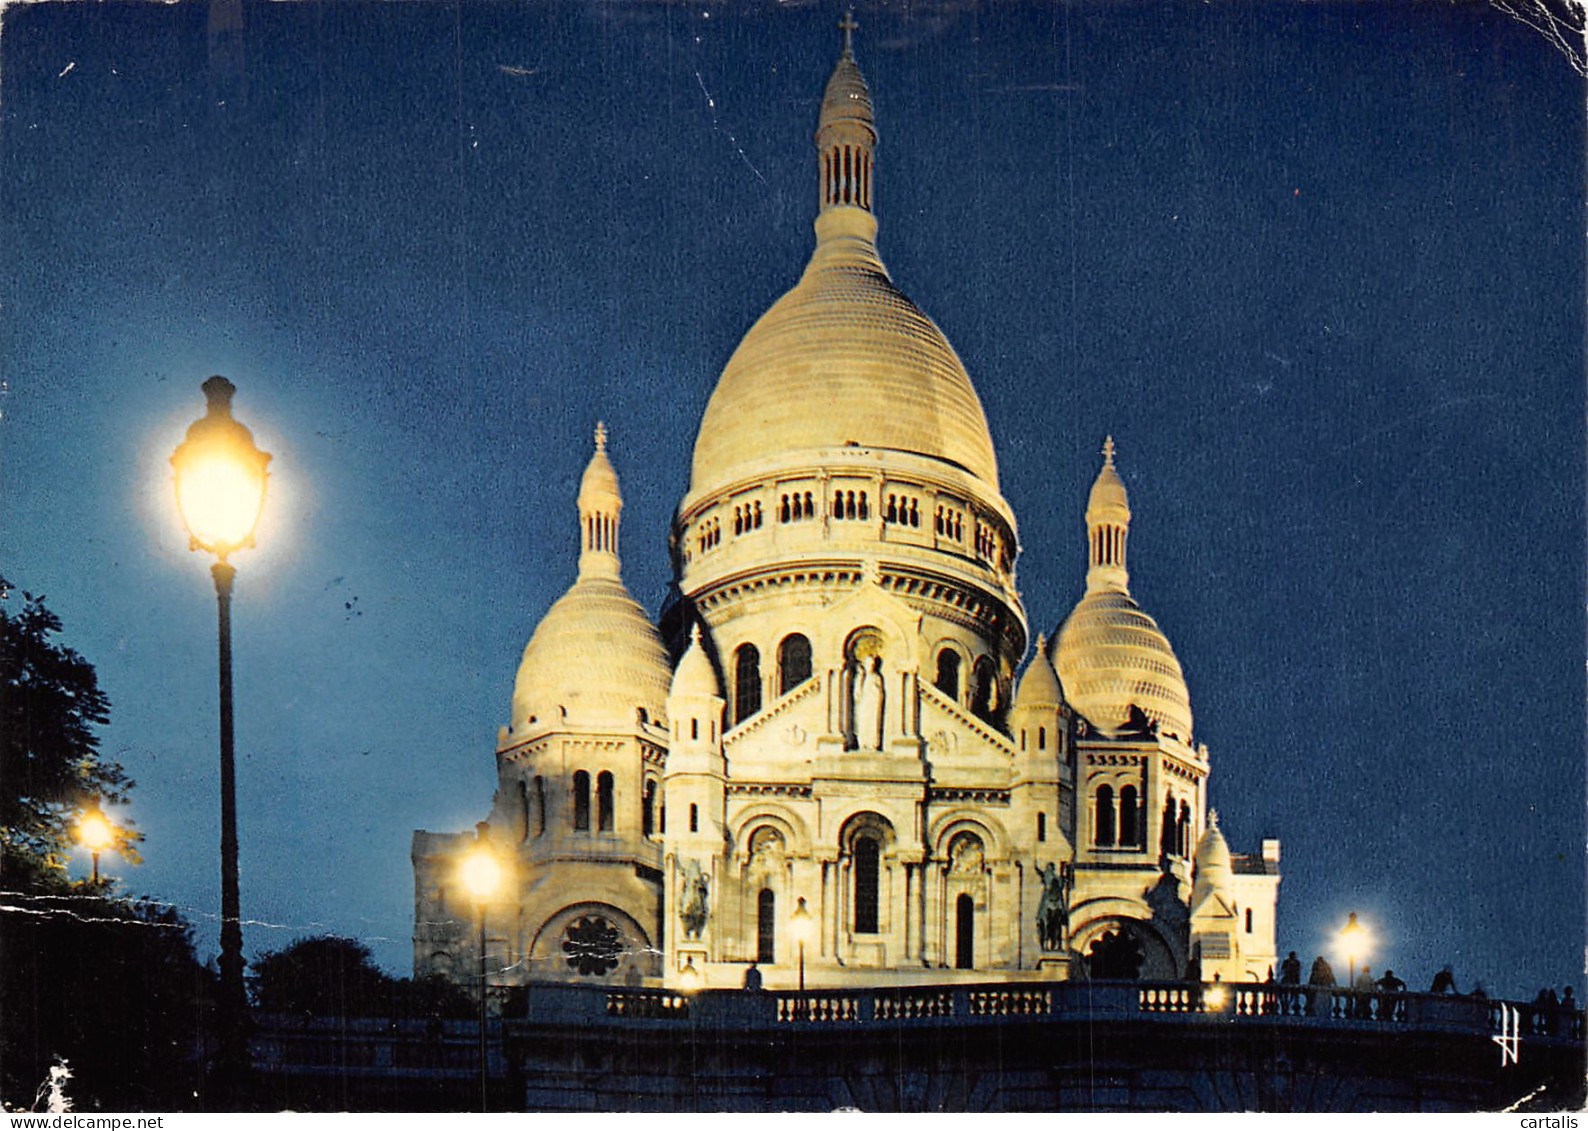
[2,1,1582,998]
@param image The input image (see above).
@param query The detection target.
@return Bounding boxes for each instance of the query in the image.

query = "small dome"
[509,576,671,732]
[1051,591,1192,741]
[577,422,619,510]
[1192,811,1233,904]
[819,54,874,137]
[670,625,720,700]
[1012,633,1062,710]
[1086,436,1130,524]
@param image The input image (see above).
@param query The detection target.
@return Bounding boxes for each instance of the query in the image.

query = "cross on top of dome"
[839,10,858,58]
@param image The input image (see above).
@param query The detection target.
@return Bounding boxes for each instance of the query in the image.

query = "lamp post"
[171,375,270,1107]
[460,832,502,1113]
[790,896,814,1019]
[77,800,113,885]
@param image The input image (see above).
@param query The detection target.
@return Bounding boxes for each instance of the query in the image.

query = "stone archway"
[1074,917,1178,980]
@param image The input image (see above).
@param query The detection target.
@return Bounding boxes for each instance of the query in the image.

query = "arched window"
[780,495,791,523]
[757,889,776,964]
[1162,796,1177,856]
[858,492,868,520]
[642,780,656,837]
[887,495,898,523]
[733,643,762,724]
[935,649,961,700]
[1245,908,1253,933]
[754,501,763,528]
[1095,785,1116,847]
[1178,801,1192,857]
[1037,812,1047,842]
[803,491,814,517]
[1120,785,1139,847]
[1038,726,1047,750]
[853,836,880,934]
[909,499,919,527]
[971,656,996,718]
[534,776,546,837]
[691,718,699,741]
[518,781,530,841]
[689,803,699,833]
[778,633,812,694]
[955,894,975,969]
[597,771,614,832]
[573,770,590,831]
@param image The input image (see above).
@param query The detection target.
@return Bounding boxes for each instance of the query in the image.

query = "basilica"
[412,21,1280,992]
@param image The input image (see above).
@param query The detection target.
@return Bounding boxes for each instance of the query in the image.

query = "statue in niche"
[679,858,711,940]
[1035,860,1074,952]
[747,827,784,872]
[948,832,985,875]
[852,655,885,750]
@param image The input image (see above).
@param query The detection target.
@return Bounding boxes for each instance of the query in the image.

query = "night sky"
[2,1,1582,1000]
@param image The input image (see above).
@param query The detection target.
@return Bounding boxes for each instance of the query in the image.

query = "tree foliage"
[1,889,212,1110]
[252,935,472,1020]
[0,578,141,882]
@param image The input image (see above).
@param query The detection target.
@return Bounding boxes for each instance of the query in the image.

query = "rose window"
[561,915,622,977]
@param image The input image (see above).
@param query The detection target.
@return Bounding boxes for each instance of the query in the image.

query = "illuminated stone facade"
[413,23,1279,992]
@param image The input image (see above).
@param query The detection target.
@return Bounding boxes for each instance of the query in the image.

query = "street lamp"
[678,957,702,994]
[460,832,501,1113]
[77,800,114,885]
[1339,911,1369,988]
[790,896,815,1018]
[171,375,270,1107]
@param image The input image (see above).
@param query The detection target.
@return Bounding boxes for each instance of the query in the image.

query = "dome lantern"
[577,421,622,580]
[816,10,876,221]
[1085,436,1131,594]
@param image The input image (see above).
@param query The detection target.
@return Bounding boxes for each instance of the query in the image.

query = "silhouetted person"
[1353,965,1375,1018]
[1562,986,1577,1011]
[1280,951,1302,985]
[1376,969,1406,1021]
[1306,955,1335,1016]
[1430,966,1456,994]
[742,962,763,991]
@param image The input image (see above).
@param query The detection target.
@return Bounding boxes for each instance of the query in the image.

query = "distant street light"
[678,957,702,994]
[1339,911,1369,988]
[460,829,502,1113]
[76,800,114,885]
[790,896,815,1018]
[171,375,270,1107]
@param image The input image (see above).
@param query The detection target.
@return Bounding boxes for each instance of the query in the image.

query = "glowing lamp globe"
[790,896,815,948]
[1338,912,1370,962]
[460,847,502,901]
[78,806,113,853]
[171,376,271,561]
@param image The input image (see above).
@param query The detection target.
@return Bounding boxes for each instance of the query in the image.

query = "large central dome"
[687,39,999,500]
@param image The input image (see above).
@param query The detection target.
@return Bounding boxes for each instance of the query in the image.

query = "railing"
[254,982,1585,1056]
[873,989,953,1020]
[776,992,863,1023]
[605,989,691,1019]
